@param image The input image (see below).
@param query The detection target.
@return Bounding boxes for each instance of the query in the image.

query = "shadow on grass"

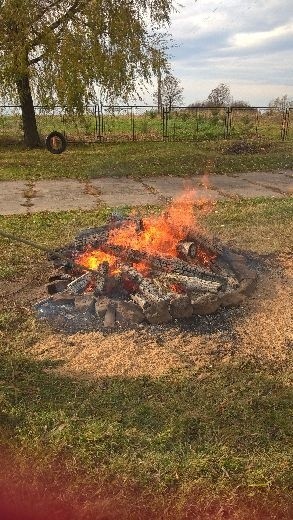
[1,351,292,485]
[0,348,293,519]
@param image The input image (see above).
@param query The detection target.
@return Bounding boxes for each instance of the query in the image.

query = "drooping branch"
[30,0,85,50]
[31,0,64,26]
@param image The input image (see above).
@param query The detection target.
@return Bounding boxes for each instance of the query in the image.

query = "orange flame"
[77,250,116,270]
[108,189,198,258]
[77,188,215,276]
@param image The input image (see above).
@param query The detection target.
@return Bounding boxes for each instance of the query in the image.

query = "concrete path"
[0,170,292,215]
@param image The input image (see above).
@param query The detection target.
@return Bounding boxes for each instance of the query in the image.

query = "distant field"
[0,106,291,143]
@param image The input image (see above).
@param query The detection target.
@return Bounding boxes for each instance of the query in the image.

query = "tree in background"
[206,83,232,107]
[150,32,177,113]
[230,100,251,108]
[161,73,184,108]
[154,73,183,109]
[269,94,293,111]
[188,85,250,109]
[0,1,173,147]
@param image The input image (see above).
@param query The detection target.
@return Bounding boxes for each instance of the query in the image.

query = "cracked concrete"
[0,171,292,215]
[0,181,28,215]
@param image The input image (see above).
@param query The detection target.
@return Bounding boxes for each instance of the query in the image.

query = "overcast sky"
[146,0,293,106]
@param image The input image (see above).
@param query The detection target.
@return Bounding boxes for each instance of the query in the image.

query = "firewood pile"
[38,203,257,329]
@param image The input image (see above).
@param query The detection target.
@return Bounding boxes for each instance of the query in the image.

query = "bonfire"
[37,190,257,330]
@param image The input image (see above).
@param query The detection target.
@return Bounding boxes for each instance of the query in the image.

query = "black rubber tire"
[46,131,67,154]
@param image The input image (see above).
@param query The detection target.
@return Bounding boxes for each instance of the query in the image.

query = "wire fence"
[0,104,291,143]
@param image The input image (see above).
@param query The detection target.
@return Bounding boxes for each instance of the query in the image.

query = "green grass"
[0,140,292,181]
[0,199,293,518]
[0,110,290,142]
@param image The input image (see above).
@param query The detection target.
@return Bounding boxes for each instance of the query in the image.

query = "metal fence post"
[255,108,259,137]
[131,107,135,141]
[281,108,290,141]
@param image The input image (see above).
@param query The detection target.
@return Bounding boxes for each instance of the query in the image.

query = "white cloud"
[166,0,293,105]
[231,22,293,49]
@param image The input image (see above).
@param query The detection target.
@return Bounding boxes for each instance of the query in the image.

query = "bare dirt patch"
[29,253,292,379]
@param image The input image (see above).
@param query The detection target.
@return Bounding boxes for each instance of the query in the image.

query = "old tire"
[46,131,67,154]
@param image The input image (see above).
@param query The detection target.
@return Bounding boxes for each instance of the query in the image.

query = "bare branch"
[28,52,45,65]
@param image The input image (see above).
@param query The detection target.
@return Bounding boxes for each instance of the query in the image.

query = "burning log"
[74,218,143,251]
[186,231,221,257]
[177,241,197,259]
[66,262,109,296]
[94,261,109,295]
[100,243,225,284]
[121,265,167,302]
[122,266,172,324]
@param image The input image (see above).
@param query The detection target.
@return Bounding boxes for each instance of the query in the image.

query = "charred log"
[186,231,221,256]
[121,265,168,303]
[94,262,109,295]
[101,243,225,284]
[177,241,197,260]
[163,273,222,293]
[66,272,92,294]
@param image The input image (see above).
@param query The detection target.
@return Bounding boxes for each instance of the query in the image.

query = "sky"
[144,0,293,106]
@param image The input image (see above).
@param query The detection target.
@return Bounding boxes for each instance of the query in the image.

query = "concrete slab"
[144,176,222,201]
[281,170,293,178]
[207,175,283,198]
[90,178,161,206]
[0,181,27,215]
[237,172,293,195]
[31,180,98,212]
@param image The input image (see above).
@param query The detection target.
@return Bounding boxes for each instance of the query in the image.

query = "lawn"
[0,198,292,519]
[0,140,293,181]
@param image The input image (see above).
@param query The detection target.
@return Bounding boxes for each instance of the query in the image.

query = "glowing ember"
[170,283,185,294]
[196,249,217,266]
[77,249,118,272]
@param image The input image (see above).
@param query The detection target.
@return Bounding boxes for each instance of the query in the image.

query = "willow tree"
[0,1,173,147]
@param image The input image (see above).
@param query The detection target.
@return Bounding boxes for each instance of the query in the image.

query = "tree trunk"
[157,65,162,113]
[16,74,41,148]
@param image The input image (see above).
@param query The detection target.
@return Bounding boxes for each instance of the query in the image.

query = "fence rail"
[0,104,292,143]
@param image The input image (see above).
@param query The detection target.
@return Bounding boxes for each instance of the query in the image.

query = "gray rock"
[116,301,145,325]
[144,301,172,324]
[170,295,194,318]
[103,303,116,328]
[219,289,246,307]
[192,295,220,315]
[95,297,111,318]
[239,277,258,296]
[74,293,96,313]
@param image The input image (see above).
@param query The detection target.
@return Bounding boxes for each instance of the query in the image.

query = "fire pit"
[36,192,257,331]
